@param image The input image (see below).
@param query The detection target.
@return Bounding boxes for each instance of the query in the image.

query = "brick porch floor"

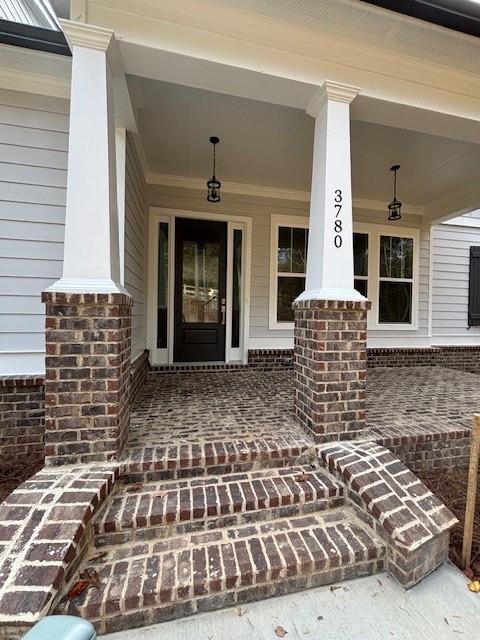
[124,366,477,474]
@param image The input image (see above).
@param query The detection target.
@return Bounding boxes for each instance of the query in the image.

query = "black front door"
[174,218,227,362]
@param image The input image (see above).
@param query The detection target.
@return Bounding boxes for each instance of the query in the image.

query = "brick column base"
[42,292,133,465]
[293,298,371,442]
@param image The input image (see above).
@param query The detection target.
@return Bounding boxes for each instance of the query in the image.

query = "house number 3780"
[334,189,343,248]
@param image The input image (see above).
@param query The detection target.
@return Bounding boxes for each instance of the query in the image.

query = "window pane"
[354,278,368,298]
[379,281,412,324]
[157,222,168,349]
[277,276,305,322]
[380,236,413,279]
[292,227,308,273]
[278,226,292,273]
[353,233,368,277]
[232,229,242,349]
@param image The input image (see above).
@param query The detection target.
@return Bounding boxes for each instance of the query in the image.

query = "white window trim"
[269,214,309,330]
[269,216,420,331]
[358,222,420,331]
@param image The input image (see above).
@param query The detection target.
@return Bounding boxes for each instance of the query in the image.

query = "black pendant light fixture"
[207,136,221,203]
[388,164,402,221]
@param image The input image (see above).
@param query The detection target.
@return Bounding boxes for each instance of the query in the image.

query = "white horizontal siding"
[124,133,148,362]
[432,222,480,340]
[0,89,68,375]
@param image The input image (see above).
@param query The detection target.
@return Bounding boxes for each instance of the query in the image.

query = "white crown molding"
[147,172,310,202]
[0,65,70,99]
[146,172,425,214]
[59,18,114,52]
[307,81,361,116]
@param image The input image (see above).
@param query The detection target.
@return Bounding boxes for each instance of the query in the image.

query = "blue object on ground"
[22,616,96,640]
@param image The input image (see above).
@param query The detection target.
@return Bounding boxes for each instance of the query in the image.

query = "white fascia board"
[84,0,480,123]
[441,216,480,229]
[0,44,70,99]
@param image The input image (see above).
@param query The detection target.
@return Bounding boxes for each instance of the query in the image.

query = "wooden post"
[462,414,480,569]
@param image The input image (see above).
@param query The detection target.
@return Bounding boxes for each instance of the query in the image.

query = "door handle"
[221,298,226,325]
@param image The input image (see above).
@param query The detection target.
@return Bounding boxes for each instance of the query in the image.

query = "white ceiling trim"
[146,172,425,215]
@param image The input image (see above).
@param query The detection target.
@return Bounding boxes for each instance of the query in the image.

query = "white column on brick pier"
[47,21,127,294]
[298,81,364,302]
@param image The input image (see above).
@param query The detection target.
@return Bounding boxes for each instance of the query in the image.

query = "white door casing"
[147,208,252,365]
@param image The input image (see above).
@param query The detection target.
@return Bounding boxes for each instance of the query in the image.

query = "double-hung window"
[378,235,414,324]
[270,215,418,330]
[270,216,308,328]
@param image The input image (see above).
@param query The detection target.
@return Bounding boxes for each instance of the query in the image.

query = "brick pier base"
[42,292,133,465]
[293,298,371,442]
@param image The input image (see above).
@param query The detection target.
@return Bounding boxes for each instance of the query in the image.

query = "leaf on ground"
[444,617,449,626]
[88,551,109,564]
[81,568,101,587]
[126,483,144,493]
[317,616,324,621]
[233,606,247,617]
[464,566,474,580]
[274,626,288,637]
[294,474,309,482]
[67,568,101,599]
[467,580,480,592]
[67,580,92,600]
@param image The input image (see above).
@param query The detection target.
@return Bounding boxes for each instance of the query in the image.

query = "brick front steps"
[123,436,314,482]
[60,508,385,635]
[0,439,458,638]
[94,466,344,546]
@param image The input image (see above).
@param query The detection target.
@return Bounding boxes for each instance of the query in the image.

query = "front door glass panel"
[182,240,220,323]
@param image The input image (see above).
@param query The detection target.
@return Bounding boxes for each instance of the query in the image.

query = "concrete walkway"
[102,562,479,640]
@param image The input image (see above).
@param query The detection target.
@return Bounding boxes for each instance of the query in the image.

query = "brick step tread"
[62,508,385,633]
[123,435,313,475]
[95,466,343,535]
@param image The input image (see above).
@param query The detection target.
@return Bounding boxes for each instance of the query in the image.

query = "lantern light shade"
[388,164,402,221]
[207,136,221,203]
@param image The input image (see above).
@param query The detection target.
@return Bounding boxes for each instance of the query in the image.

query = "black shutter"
[468,246,480,326]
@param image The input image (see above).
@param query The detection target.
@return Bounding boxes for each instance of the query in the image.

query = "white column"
[298,81,364,302]
[47,22,126,294]
[115,127,127,286]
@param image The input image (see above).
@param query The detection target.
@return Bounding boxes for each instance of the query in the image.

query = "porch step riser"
[94,497,345,547]
[94,467,343,542]
[122,455,314,482]
[94,558,384,635]
[61,509,386,635]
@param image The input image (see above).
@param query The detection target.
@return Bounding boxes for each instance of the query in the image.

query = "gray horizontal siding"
[0,88,68,375]
[432,222,480,338]
[124,133,148,361]
[148,186,431,349]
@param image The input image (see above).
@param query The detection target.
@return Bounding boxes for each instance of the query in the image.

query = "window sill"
[368,323,418,331]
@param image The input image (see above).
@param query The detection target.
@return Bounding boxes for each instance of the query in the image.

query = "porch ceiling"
[129,76,480,209]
